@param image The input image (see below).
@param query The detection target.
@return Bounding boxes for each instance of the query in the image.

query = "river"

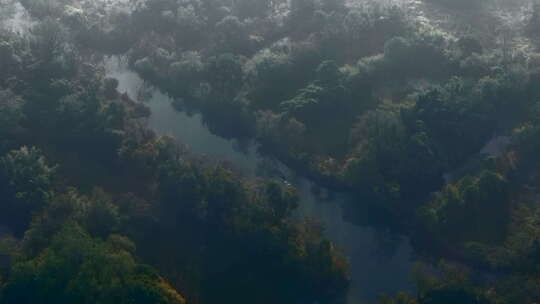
[105,56,416,304]
[2,0,525,301]
[1,1,417,301]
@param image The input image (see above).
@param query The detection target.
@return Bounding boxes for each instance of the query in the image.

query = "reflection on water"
[105,55,416,304]
[296,179,415,303]
[105,56,261,175]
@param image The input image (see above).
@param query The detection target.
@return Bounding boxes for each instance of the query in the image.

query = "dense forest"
[2,0,540,303]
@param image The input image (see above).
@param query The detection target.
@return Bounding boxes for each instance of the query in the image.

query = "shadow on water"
[105,55,416,304]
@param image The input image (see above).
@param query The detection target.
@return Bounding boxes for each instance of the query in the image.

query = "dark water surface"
[105,56,416,303]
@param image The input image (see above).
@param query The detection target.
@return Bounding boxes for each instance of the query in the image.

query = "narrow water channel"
[105,56,416,304]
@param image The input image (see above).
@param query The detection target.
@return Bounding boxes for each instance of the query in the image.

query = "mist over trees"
[2,0,540,303]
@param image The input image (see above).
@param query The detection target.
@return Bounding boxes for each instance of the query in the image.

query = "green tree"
[0,90,25,154]
[205,53,244,101]
[233,0,273,19]
[0,147,55,235]
[0,224,186,304]
[420,170,509,245]
[214,16,249,54]
[245,50,294,109]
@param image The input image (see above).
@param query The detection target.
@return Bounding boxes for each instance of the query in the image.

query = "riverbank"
[104,55,417,304]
